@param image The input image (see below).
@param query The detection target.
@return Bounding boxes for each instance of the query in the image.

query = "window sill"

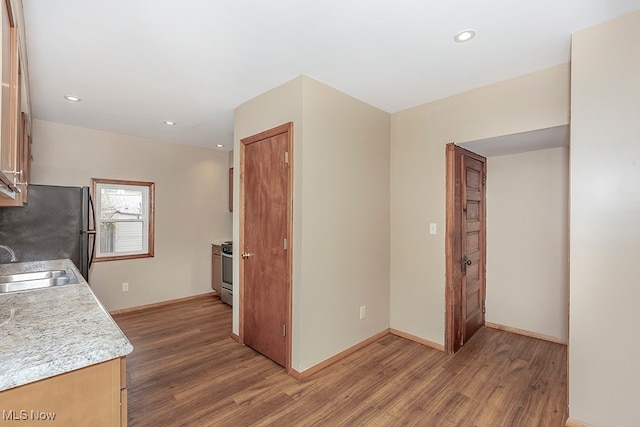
[93,253,154,263]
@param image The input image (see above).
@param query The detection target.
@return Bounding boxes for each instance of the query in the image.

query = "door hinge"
[283,324,286,337]
[284,238,287,250]
[482,299,486,314]
[482,175,486,185]
[284,151,289,164]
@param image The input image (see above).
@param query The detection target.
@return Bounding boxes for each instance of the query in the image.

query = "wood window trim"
[91,178,155,262]
[445,143,461,353]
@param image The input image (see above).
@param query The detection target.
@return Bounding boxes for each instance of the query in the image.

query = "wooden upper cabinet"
[0,1,15,191]
[229,167,233,212]
[18,112,29,202]
[0,0,31,205]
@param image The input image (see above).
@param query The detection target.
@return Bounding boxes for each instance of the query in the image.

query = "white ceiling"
[21,0,640,150]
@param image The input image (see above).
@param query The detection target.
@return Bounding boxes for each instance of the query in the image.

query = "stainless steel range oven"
[221,242,233,306]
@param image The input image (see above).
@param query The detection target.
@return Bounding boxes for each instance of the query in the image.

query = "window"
[91,178,155,261]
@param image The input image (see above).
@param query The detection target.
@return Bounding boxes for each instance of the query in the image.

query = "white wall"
[30,120,232,311]
[234,75,390,373]
[570,11,640,426]
[486,147,569,341]
[390,64,570,345]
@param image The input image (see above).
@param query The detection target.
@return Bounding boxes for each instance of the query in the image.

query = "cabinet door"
[0,105,27,207]
[18,112,29,202]
[0,359,122,427]
[212,245,222,295]
[229,167,234,212]
[0,2,25,201]
[0,4,15,189]
[120,358,127,427]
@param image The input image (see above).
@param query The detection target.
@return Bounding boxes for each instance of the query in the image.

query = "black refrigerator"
[0,184,95,280]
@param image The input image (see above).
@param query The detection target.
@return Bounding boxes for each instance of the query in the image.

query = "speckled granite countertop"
[0,259,133,392]
[212,239,231,246]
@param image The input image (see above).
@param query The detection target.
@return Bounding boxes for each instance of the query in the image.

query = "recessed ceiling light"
[163,121,176,126]
[216,144,224,148]
[64,95,81,102]
[454,29,476,43]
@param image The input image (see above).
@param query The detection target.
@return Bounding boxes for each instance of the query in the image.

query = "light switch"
[429,223,437,235]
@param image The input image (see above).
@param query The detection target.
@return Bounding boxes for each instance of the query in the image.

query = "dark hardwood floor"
[113,296,567,427]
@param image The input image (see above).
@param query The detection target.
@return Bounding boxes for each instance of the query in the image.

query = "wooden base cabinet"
[212,244,221,295]
[0,357,127,427]
[120,358,127,427]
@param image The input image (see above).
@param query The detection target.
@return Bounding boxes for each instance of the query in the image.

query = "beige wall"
[486,147,569,341]
[390,64,570,345]
[570,11,640,425]
[30,120,232,311]
[298,77,390,371]
[234,76,390,372]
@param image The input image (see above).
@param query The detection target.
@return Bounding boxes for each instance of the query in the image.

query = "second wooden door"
[461,153,486,342]
[240,123,292,368]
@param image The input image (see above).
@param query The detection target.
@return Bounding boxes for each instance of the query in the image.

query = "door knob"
[461,255,472,275]
[241,252,252,259]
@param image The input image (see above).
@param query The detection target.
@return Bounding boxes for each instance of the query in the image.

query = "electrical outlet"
[122,282,129,292]
[359,305,366,320]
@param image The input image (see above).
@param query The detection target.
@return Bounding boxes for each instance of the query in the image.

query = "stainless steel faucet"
[0,245,17,263]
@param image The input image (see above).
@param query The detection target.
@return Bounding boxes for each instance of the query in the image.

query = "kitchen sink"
[0,269,79,293]
[0,269,69,283]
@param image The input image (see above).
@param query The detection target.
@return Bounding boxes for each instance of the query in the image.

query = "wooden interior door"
[446,143,487,353]
[461,153,485,341]
[240,123,292,368]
